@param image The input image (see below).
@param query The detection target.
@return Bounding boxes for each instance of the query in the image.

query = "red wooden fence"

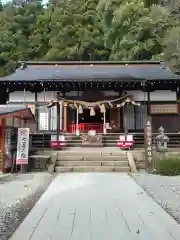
[70,123,103,133]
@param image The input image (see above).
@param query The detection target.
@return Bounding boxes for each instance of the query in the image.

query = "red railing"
[70,123,103,133]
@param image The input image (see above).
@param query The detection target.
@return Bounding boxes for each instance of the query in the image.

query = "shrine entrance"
[49,92,140,134]
[80,109,103,123]
[76,109,110,133]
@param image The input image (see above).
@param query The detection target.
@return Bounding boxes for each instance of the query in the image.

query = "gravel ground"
[132,173,180,223]
[0,172,55,240]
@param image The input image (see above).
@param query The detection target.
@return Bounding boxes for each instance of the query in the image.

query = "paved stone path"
[10,173,180,240]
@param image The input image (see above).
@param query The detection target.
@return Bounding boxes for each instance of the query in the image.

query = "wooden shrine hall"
[0,60,180,134]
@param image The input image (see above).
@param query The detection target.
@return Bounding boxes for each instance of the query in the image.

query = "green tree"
[45,0,109,61]
[0,0,179,75]
[98,0,171,60]
[163,27,180,71]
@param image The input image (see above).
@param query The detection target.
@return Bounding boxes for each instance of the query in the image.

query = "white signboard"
[39,113,49,130]
[16,128,30,165]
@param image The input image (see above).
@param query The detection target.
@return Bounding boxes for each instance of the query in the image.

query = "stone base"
[29,155,50,171]
[81,134,103,147]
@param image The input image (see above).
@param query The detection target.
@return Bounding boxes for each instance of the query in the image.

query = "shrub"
[155,157,180,176]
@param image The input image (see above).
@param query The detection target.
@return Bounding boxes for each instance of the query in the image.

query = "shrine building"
[0,60,180,134]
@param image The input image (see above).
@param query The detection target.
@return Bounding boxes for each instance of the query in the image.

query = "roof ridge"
[20,60,162,66]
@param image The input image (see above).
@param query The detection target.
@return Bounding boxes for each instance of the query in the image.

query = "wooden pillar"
[35,91,38,132]
[63,103,68,132]
[134,105,137,130]
[56,102,60,140]
[56,92,61,139]
[147,91,151,117]
[176,87,180,114]
[117,107,120,130]
[1,118,5,173]
[120,107,124,132]
[60,101,63,131]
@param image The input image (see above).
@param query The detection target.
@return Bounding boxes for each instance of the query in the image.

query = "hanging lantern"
[100,104,106,113]
[90,107,95,116]
[78,105,83,114]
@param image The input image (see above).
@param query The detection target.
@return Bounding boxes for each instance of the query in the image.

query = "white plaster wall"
[37,91,58,102]
[150,90,176,101]
[9,90,177,103]
[127,91,147,101]
[127,90,176,101]
[9,91,60,103]
[65,91,119,97]
[9,91,120,102]
[65,91,82,97]
[9,91,35,102]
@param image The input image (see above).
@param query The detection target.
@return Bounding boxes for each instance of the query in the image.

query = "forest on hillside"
[0,0,180,76]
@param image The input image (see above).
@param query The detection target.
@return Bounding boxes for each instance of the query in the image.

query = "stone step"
[29,155,50,160]
[56,160,129,167]
[55,166,130,173]
[33,150,52,156]
[57,150,127,157]
[56,155,128,161]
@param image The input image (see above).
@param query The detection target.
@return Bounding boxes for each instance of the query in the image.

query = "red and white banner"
[16,128,30,165]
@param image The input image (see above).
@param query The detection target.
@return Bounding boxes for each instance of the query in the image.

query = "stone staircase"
[103,133,119,147]
[54,148,130,173]
[64,133,144,148]
[64,133,119,147]
[64,133,81,147]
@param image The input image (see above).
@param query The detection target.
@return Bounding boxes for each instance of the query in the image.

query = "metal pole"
[103,111,106,134]
[76,108,79,136]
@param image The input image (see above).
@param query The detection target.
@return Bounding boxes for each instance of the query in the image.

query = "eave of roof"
[22,60,161,66]
[0,61,179,82]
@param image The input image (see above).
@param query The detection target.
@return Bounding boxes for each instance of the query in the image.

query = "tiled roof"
[0,61,179,81]
[0,104,34,117]
[0,105,28,115]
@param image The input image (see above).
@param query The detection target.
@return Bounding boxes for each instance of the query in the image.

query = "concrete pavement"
[10,173,180,240]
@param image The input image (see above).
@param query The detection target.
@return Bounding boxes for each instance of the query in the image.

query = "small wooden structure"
[0,105,35,173]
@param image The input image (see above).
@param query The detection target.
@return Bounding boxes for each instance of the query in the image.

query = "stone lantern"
[155,126,169,152]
